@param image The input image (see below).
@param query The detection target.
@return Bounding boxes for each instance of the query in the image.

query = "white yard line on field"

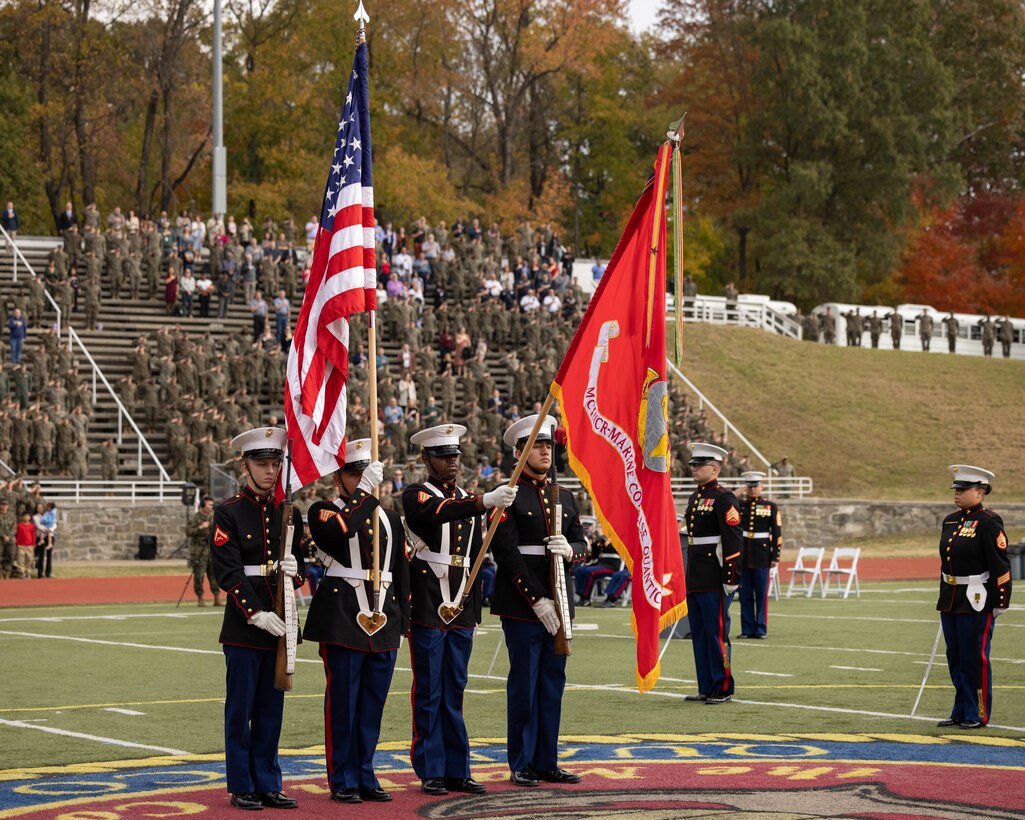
[830,665,883,672]
[102,708,146,715]
[0,718,189,755]
[744,671,793,677]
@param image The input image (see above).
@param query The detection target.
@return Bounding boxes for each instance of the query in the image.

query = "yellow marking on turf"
[937,734,1025,747]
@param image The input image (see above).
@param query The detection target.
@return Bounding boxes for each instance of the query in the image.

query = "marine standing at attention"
[936,465,1012,729]
[402,424,517,796]
[304,439,409,804]
[683,443,743,704]
[210,427,304,811]
[491,414,587,787]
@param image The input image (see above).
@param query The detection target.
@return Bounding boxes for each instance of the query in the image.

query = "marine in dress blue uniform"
[737,471,781,639]
[210,427,305,811]
[936,465,1012,729]
[304,439,410,803]
[491,414,587,786]
[401,424,516,796]
[683,442,742,704]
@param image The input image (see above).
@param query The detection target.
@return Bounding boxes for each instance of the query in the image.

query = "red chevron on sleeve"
[213,525,229,546]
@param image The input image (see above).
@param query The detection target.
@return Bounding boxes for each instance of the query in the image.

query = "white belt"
[599,552,619,560]
[689,536,721,546]
[243,564,274,577]
[518,544,546,556]
[942,571,989,585]
[419,550,468,568]
[745,532,771,539]
[326,564,393,583]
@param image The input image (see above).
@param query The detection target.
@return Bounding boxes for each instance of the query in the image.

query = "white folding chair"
[821,547,861,599]
[768,565,781,601]
[786,547,825,598]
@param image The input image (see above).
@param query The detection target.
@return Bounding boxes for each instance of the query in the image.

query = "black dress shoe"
[533,768,581,784]
[230,793,264,810]
[960,720,985,729]
[445,777,486,793]
[421,777,449,795]
[705,693,733,704]
[509,770,540,787]
[330,789,362,804]
[256,792,297,809]
[684,693,707,701]
[936,718,959,727]
[736,634,753,639]
[358,787,392,802]
[755,635,767,639]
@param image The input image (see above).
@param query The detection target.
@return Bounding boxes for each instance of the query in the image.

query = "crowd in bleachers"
[1,200,738,496]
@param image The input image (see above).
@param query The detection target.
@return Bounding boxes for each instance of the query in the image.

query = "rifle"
[274,440,298,691]
[548,455,573,656]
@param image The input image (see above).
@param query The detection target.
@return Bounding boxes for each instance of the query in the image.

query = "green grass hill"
[672,324,1025,501]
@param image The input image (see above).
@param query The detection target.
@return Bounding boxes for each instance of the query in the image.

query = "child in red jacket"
[15,513,35,579]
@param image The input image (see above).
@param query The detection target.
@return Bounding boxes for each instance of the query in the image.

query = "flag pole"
[456,392,555,611]
[353,1,382,618]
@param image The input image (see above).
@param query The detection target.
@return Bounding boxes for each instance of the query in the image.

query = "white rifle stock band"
[456,393,557,615]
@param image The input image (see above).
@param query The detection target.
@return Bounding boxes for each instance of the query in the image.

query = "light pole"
[212,0,227,215]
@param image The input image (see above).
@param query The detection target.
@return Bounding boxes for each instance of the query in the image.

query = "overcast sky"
[627,0,664,33]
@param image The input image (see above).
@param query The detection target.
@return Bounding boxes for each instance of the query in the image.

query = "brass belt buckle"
[450,555,464,567]
[944,573,956,585]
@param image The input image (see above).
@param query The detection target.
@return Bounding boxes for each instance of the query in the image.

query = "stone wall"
[54,503,195,561]
[776,499,1025,550]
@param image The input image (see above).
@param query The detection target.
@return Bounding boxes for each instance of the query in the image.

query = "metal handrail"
[0,225,63,338]
[0,457,15,477]
[666,358,772,471]
[66,326,171,481]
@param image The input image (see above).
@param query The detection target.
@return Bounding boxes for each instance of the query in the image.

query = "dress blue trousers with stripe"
[223,645,284,794]
[687,590,735,697]
[739,567,770,637]
[941,611,996,724]
[320,644,397,791]
[501,617,567,773]
[573,564,615,599]
[408,625,474,780]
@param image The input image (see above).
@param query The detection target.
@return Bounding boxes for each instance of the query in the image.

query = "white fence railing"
[0,227,64,338]
[30,479,182,503]
[560,474,813,501]
[669,295,803,340]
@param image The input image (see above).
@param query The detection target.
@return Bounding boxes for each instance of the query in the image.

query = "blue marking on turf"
[1,738,1022,814]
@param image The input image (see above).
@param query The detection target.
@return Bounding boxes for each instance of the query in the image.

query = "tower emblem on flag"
[638,369,669,474]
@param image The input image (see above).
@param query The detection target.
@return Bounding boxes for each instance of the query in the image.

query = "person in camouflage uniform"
[187,496,222,607]
[0,499,16,578]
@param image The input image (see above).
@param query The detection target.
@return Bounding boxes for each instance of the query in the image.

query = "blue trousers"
[320,644,396,791]
[223,645,284,794]
[408,625,474,779]
[739,567,770,637]
[605,570,631,602]
[501,618,567,773]
[481,565,496,601]
[574,564,615,599]
[687,590,735,697]
[941,611,996,724]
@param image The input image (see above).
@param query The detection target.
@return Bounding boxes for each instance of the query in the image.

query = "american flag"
[283,40,376,493]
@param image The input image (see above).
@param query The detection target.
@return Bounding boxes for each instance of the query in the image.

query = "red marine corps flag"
[551,136,686,693]
[282,35,376,494]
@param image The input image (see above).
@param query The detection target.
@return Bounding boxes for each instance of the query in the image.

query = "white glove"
[357,460,385,494]
[248,610,286,636]
[723,584,739,596]
[483,484,518,509]
[545,534,573,561]
[532,597,561,635]
[274,553,298,576]
[994,607,1008,617]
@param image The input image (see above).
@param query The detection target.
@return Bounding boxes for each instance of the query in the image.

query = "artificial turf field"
[1,582,1024,818]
